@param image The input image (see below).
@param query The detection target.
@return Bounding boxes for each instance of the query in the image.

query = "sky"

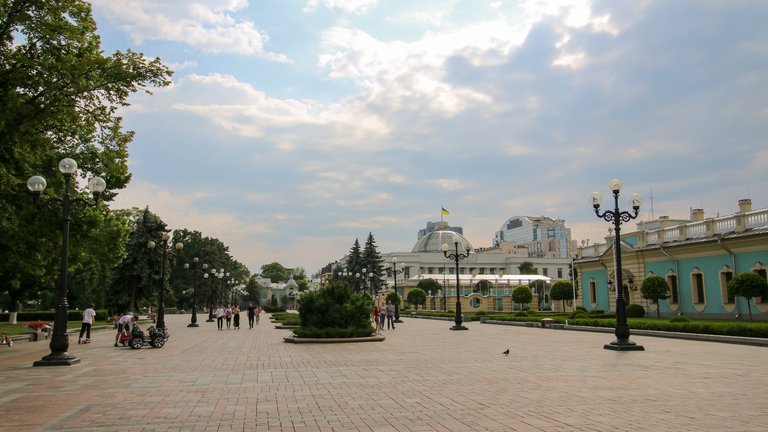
[90,0,768,276]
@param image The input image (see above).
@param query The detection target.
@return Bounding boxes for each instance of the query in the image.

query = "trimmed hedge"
[292,326,374,338]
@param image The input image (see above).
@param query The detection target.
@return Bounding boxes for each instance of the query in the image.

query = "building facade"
[575,199,768,320]
[493,216,574,258]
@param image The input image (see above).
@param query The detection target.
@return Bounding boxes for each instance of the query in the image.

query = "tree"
[550,281,574,312]
[728,273,768,321]
[346,239,363,292]
[362,232,385,293]
[417,278,442,297]
[407,288,427,311]
[518,261,537,275]
[474,280,491,295]
[640,275,670,318]
[0,0,171,319]
[512,286,533,310]
[385,291,401,305]
[261,262,291,283]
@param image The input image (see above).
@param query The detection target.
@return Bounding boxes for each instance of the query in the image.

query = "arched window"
[691,268,705,305]
[719,266,734,304]
[752,262,767,304]
[666,271,679,304]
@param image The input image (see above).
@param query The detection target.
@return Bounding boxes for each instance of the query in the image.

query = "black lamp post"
[442,240,471,331]
[204,272,215,322]
[27,158,106,366]
[591,178,644,351]
[391,258,404,322]
[147,232,183,331]
[184,258,208,327]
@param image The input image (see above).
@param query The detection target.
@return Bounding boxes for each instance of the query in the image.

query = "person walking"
[247,303,255,329]
[78,303,96,344]
[373,305,382,334]
[386,300,396,330]
[255,306,261,325]
[225,305,233,330]
[215,305,225,330]
[233,306,241,329]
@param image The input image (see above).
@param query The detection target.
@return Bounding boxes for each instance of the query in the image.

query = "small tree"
[385,291,401,305]
[407,288,427,311]
[297,281,373,337]
[549,281,574,312]
[417,278,442,295]
[512,286,533,310]
[640,275,670,318]
[518,261,537,275]
[728,273,768,321]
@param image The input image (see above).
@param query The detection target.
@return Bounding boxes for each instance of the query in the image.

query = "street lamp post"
[27,158,106,366]
[442,241,471,331]
[146,232,183,332]
[391,258,404,323]
[591,179,644,351]
[184,258,208,327]
[204,272,215,322]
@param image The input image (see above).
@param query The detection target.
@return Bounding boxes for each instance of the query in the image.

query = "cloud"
[303,0,379,15]
[92,0,289,60]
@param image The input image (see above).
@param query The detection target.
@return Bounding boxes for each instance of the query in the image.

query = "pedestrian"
[215,304,225,330]
[373,305,381,334]
[379,305,386,331]
[247,303,255,329]
[386,300,395,330]
[114,313,138,346]
[233,306,240,329]
[255,306,261,325]
[225,305,233,329]
[78,303,96,344]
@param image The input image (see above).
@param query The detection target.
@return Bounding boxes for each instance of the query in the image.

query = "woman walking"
[233,306,241,329]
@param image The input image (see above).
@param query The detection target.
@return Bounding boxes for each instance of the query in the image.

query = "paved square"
[0,314,766,431]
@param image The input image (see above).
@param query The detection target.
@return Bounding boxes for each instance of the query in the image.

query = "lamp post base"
[394,319,403,323]
[187,323,199,327]
[603,339,644,351]
[450,325,468,331]
[33,352,80,367]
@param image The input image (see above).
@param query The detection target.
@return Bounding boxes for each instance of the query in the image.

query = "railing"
[580,209,768,252]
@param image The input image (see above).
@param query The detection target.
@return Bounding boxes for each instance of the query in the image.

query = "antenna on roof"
[647,188,655,220]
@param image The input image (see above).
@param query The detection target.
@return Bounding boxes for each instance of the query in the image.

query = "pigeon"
[501,349,510,355]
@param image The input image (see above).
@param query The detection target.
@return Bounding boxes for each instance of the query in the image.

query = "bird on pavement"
[501,349,510,355]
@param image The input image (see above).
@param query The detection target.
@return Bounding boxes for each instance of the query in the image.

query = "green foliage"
[292,326,375,338]
[297,281,373,337]
[474,311,489,317]
[512,286,533,308]
[570,312,589,319]
[385,291,401,305]
[416,278,442,295]
[518,261,537,275]
[474,280,491,295]
[670,315,690,323]
[549,281,574,311]
[406,288,427,311]
[261,262,292,283]
[514,311,529,317]
[728,272,768,321]
[362,233,385,293]
[626,303,646,318]
[640,275,670,318]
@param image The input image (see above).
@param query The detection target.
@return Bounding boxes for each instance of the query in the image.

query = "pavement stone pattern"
[0,314,767,432]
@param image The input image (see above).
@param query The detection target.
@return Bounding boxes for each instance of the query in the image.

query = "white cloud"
[303,0,379,15]
[92,0,289,60]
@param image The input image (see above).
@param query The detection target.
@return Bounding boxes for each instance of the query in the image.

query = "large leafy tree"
[512,286,533,310]
[261,262,291,283]
[640,275,670,318]
[362,232,385,293]
[0,0,171,318]
[728,273,768,321]
[549,280,574,312]
[417,278,442,296]
[406,287,427,311]
[518,261,537,275]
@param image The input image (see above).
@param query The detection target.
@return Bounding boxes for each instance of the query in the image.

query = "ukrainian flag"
[441,207,449,216]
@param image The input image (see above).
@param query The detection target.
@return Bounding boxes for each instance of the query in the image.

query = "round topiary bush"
[294,281,374,338]
[513,311,528,317]
[626,304,645,318]
[474,311,489,317]
[670,315,690,323]
[570,311,588,319]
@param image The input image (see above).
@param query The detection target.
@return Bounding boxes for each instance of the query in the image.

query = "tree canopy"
[640,275,670,318]
[549,281,574,312]
[727,272,768,321]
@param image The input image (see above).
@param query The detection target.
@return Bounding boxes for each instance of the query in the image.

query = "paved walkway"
[0,314,767,432]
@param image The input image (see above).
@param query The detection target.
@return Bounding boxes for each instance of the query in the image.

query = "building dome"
[412,230,473,253]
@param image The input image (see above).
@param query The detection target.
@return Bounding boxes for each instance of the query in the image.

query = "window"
[557,268,563,278]
[667,273,679,304]
[428,267,434,275]
[692,271,705,304]
[589,279,597,303]
[542,268,548,277]
[719,268,734,304]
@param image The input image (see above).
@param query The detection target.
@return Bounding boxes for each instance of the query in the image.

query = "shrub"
[590,309,605,315]
[570,311,589,319]
[474,311,489,317]
[513,311,529,317]
[670,315,690,323]
[575,306,587,312]
[297,281,373,338]
[626,304,645,318]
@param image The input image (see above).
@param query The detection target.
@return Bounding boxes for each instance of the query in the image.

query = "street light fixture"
[27,158,106,366]
[591,179,644,351]
[184,258,208,327]
[204,272,215,322]
[442,241,471,331]
[146,232,183,332]
[391,258,404,323]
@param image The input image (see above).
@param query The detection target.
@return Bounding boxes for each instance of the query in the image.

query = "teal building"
[575,199,768,320]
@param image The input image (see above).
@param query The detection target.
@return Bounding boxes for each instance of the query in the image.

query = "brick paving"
[0,314,767,432]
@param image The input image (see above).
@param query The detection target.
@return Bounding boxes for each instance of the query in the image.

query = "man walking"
[78,303,96,344]
[247,303,255,329]
[386,300,396,330]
